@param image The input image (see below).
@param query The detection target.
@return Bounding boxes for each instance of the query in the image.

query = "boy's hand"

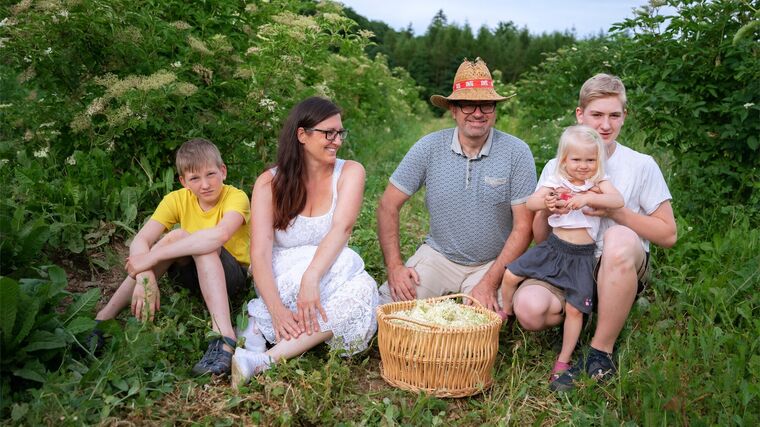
[297,277,328,335]
[125,253,156,279]
[131,276,160,322]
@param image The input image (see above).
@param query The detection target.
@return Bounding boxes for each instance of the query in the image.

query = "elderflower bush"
[0,0,422,260]
[392,300,490,328]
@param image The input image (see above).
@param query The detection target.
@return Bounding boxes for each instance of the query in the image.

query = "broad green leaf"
[0,277,19,347]
[46,265,68,287]
[13,359,47,382]
[65,317,97,335]
[10,293,38,349]
[23,329,68,352]
[64,288,100,324]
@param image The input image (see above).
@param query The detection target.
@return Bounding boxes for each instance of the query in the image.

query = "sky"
[339,0,656,37]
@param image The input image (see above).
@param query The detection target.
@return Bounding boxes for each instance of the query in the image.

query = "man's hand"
[125,253,156,279]
[131,276,160,322]
[296,276,328,335]
[467,281,501,313]
[387,264,419,301]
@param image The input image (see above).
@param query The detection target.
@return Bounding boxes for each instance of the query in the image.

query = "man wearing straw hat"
[377,58,536,312]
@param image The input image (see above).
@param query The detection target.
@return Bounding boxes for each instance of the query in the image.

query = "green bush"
[0,266,99,414]
[0,0,423,267]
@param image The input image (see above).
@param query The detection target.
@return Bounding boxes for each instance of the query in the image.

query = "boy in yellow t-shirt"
[93,138,250,376]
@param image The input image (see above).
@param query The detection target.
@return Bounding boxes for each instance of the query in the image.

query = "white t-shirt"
[542,175,605,240]
[538,143,672,256]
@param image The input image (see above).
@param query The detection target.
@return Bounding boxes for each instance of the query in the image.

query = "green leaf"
[65,317,97,335]
[46,265,68,287]
[10,293,38,348]
[0,277,19,347]
[13,359,47,382]
[63,288,100,324]
[23,329,68,352]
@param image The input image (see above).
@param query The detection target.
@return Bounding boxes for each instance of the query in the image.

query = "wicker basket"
[377,293,502,398]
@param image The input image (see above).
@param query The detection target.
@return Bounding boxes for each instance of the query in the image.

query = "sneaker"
[230,348,273,390]
[549,346,616,392]
[75,320,105,357]
[191,336,236,376]
[549,360,572,383]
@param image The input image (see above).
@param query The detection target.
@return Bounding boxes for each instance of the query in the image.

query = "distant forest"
[344,8,581,105]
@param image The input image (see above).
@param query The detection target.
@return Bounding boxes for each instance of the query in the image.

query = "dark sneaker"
[191,336,236,376]
[75,320,105,357]
[549,346,616,392]
[586,347,617,382]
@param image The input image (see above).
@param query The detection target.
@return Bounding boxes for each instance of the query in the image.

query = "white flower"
[33,146,49,158]
[259,97,277,112]
[743,102,755,109]
[687,226,693,231]
[66,155,76,165]
[58,10,69,18]
[44,47,53,55]
[23,55,32,63]
[171,61,182,68]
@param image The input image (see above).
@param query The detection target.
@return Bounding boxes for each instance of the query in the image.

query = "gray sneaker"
[191,336,236,376]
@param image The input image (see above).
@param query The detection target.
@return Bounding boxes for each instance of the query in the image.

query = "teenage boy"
[93,138,250,376]
[512,74,677,391]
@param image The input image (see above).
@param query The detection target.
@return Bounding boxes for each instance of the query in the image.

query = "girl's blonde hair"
[555,125,606,183]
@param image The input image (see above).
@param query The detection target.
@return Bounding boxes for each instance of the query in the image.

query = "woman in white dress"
[232,97,379,388]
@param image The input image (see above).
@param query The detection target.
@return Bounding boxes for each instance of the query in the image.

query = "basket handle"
[426,293,486,309]
[383,315,442,329]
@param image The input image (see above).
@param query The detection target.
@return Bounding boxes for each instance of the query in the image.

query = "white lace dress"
[247,159,379,355]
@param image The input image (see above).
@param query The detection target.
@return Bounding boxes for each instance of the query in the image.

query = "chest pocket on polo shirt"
[481,176,509,205]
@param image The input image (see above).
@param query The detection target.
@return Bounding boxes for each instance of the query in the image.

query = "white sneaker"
[237,316,267,353]
[231,348,272,390]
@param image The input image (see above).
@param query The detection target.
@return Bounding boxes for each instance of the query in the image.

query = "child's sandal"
[549,360,572,382]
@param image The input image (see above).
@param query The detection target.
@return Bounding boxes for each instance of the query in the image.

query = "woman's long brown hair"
[272,97,341,230]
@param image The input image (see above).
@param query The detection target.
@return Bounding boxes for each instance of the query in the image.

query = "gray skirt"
[507,233,596,313]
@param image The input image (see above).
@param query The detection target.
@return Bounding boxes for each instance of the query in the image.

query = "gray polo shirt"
[390,127,536,265]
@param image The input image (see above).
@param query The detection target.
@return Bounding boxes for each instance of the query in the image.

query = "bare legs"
[511,225,644,353]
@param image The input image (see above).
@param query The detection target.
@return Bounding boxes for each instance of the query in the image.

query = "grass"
[5,115,760,426]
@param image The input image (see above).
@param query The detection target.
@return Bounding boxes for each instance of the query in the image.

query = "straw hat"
[430,57,515,110]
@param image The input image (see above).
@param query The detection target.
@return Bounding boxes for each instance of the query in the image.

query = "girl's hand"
[271,303,301,342]
[565,194,590,210]
[297,275,328,335]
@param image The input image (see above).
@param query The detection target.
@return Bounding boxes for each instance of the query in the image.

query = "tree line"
[344,8,580,106]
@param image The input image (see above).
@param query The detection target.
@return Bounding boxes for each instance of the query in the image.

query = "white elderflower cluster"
[392,299,490,328]
[259,97,277,112]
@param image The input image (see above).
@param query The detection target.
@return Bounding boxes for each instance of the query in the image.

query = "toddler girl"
[500,125,624,384]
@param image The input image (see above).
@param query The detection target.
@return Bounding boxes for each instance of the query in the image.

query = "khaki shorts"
[378,244,496,305]
[515,251,650,313]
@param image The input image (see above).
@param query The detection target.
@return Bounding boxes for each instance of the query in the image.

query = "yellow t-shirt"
[151,185,250,266]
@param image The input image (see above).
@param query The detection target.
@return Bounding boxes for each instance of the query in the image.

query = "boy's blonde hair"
[578,73,627,110]
[175,138,224,175]
[555,125,607,183]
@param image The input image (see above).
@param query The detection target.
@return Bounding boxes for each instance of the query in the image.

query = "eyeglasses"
[456,102,497,114]
[305,128,348,142]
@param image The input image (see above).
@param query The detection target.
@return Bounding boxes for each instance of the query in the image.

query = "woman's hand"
[131,276,160,322]
[271,303,301,342]
[297,273,328,335]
